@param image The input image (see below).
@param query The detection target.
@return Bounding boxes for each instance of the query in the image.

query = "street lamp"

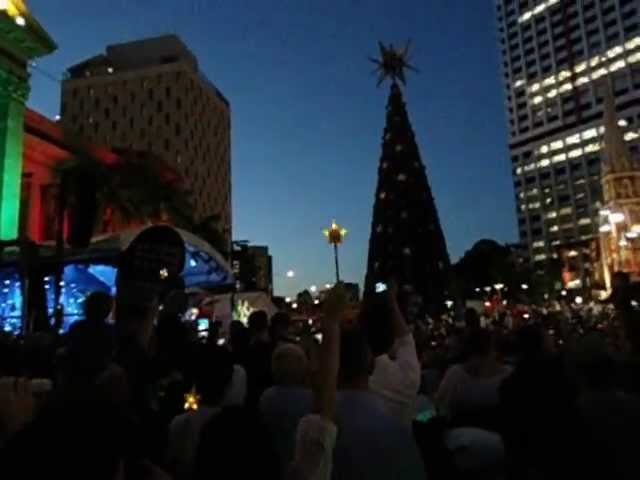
[309,285,317,293]
[323,219,347,283]
[286,270,296,278]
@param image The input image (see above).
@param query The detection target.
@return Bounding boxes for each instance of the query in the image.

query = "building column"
[0,3,57,240]
[0,68,29,240]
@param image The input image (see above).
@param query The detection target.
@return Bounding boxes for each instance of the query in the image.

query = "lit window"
[547,89,558,98]
[530,83,541,93]
[618,119,628,127]
[537,158,550,168]
[591,67,608,80]
[578,218,591,225]
[549,225,559,232]
[581,128,598,140]
[558,83,572,93]
[540,145,549,154]
[547,211,557,219]
[575,76,589,86]
[528,202,541,209]
[514,79,525,88]
[533,240,545,248]
[626,38,640,50]
[557,70,571,81]
[574,62,587,73]
[516,166,523,174]
[584,143,601,153]
[628,52,640,64]
[532,96,544,105]
[559,207,573,215]
[566,134,581,145]
[534,254,547,261]
[553,153,567,163]
[609,60,626,72]
[625,131,640,141]
[524,163,536,172]
[550,140,563,150]
[542,76,556,87]
[606,46,624,58]
[568,148,583,158]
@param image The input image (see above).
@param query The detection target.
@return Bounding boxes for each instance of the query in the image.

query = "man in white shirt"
[363,281,421,426]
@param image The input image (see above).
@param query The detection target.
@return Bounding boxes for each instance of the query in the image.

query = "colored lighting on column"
[0,99,26,240]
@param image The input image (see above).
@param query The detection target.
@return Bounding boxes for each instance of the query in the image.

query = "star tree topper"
[369,40,418,87]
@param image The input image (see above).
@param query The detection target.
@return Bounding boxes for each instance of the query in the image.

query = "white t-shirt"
[288,414,337,480]
[435,363,512,418]
[369,333,421,426]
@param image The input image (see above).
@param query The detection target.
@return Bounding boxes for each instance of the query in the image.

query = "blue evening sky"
[28,0,516,296]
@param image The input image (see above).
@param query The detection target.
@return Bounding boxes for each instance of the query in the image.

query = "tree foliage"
[56,151,226,256]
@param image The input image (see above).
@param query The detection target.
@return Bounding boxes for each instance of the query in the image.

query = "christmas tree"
[364,42,451,318]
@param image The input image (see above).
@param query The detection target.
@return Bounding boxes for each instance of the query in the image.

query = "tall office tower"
[60,35,232,245]
[496,0,640,270]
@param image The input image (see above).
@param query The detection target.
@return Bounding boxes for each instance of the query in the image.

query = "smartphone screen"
[197,319,209,339]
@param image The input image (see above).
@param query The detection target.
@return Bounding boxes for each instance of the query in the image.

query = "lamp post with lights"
[323,220,347,283]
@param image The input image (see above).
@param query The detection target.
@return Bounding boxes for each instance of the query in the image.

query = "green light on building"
[0,3,56,240]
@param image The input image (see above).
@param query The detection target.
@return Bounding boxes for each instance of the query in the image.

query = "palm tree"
[56,149,194,242]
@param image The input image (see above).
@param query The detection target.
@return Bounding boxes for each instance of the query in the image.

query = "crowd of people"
[0,276,639,479]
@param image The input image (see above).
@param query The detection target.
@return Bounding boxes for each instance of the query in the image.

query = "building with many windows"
[495,0,640,272]
[60,35,232,245]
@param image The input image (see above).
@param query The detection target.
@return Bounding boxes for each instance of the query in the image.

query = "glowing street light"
[324,283,332,290]
[323,219,348,283]
[286,270,295,278]
[309,285,317,293]
[521,283,529,290]
[285,297,292,303]
[292,302,298,310]
[574,296,584,305]
[494,283,505,291]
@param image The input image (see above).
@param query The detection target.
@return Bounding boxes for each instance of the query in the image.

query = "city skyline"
[26,0,515,295]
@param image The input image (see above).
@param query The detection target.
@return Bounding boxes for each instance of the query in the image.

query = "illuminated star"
[369,40,419,87]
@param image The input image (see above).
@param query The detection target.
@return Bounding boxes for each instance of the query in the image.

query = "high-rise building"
[231,242,273,294]
[495,0,640,268]
[60,34,231,245]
